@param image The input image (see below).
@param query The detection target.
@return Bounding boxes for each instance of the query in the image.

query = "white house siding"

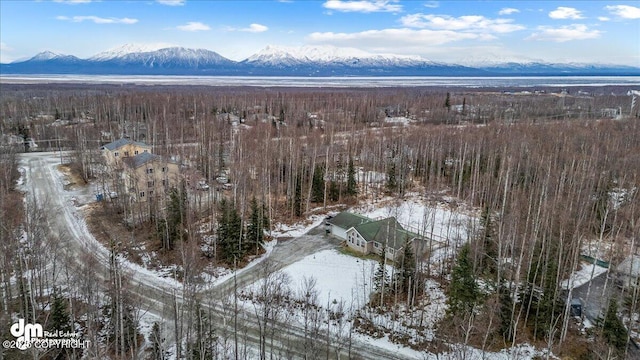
[331,225,348,240]
[346,229,367,255]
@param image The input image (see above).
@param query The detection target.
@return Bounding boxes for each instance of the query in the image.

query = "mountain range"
[2,44,638,77]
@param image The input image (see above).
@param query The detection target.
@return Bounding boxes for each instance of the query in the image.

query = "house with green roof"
[327,211,424,261]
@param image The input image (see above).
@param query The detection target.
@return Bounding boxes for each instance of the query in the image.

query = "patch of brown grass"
[57,164,87,188]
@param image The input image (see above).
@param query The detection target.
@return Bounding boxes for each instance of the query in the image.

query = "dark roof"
[353,217,417,250]
[123,152,160,169]
[327,212,371,230]
[101,138,151,151]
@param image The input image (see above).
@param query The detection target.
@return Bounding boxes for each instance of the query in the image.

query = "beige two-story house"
[122,152,180,202]
[101,138,152,167]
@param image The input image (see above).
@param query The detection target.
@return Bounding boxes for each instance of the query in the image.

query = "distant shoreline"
[1,75,639,88]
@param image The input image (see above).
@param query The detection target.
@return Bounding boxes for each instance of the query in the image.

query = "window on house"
[148,181,154,187]
[147,168,153,174]
[134,150,139,155]
[124,151,129,156]
[139,191,145,197]
[162,179,166,187]
[374,242,380,248]
[144,149,148,153]
[114,152,119,157]
[149,190,153,196]
[162,167,166,172]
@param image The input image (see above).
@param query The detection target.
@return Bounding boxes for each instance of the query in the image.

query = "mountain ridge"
[2,44,639,77]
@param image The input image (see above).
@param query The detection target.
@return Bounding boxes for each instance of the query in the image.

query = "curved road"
[20,151,408,360]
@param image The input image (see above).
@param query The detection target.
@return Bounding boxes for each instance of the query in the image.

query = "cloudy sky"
[1,0,639,65]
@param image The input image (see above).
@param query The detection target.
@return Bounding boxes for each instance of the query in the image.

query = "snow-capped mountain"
[107,47,235,68]
[28,51,83,63]
[245,45,430,67]
[89,43,174,61]
[1,44,638,76]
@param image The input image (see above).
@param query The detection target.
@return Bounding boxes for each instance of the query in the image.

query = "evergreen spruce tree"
[294,170,303,217]
[592,176,613,235]
[602,298,628,353]
[445,92,451,112]
[526,237,562,340]
[346,155,357,197]
[228,204,245,261]
[261,201,270,231]
[311,164,325,203]
[447,243,478,316]
[246,197,269,254]
[165,184,187,250]
[386,160,398,193]
[373,248,390,306]
[479,207,498,279]
[328,180,340,202]
[498,282,514,342]
[49,288,71,334]
[217,198,246,262]
[395,238,416,294]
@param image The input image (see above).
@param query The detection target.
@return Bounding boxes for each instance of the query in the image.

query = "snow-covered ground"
[270,213,327,238]
[281,249,380,310]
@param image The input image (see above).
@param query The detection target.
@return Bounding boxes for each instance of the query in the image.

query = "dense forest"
[0,83,638,359]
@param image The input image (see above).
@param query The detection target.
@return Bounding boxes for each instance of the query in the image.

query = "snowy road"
[19,151,408,359]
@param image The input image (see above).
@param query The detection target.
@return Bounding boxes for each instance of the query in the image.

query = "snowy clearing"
[281,249,380,309]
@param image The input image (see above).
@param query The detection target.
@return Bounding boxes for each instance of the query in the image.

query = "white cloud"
[156,0,185,5]
[308,28,493,49]
[176,22,210,31]
[498,8,519,15]
[53,0,93,4]
[424,1,439,8]
[241,23,269,33]
[549,7,584,20]
[527,24,601,42]
[225,23,270,33]
[598,16,610,22]
[605,5,640,19]
[56,15,138,24]
[400,14,524,33]
[322,0,402,13]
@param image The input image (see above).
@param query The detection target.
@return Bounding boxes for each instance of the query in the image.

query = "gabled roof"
[352,217,417,250]
[123,152,160,169]
[102,138,151,151]
[327,212,370,230]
